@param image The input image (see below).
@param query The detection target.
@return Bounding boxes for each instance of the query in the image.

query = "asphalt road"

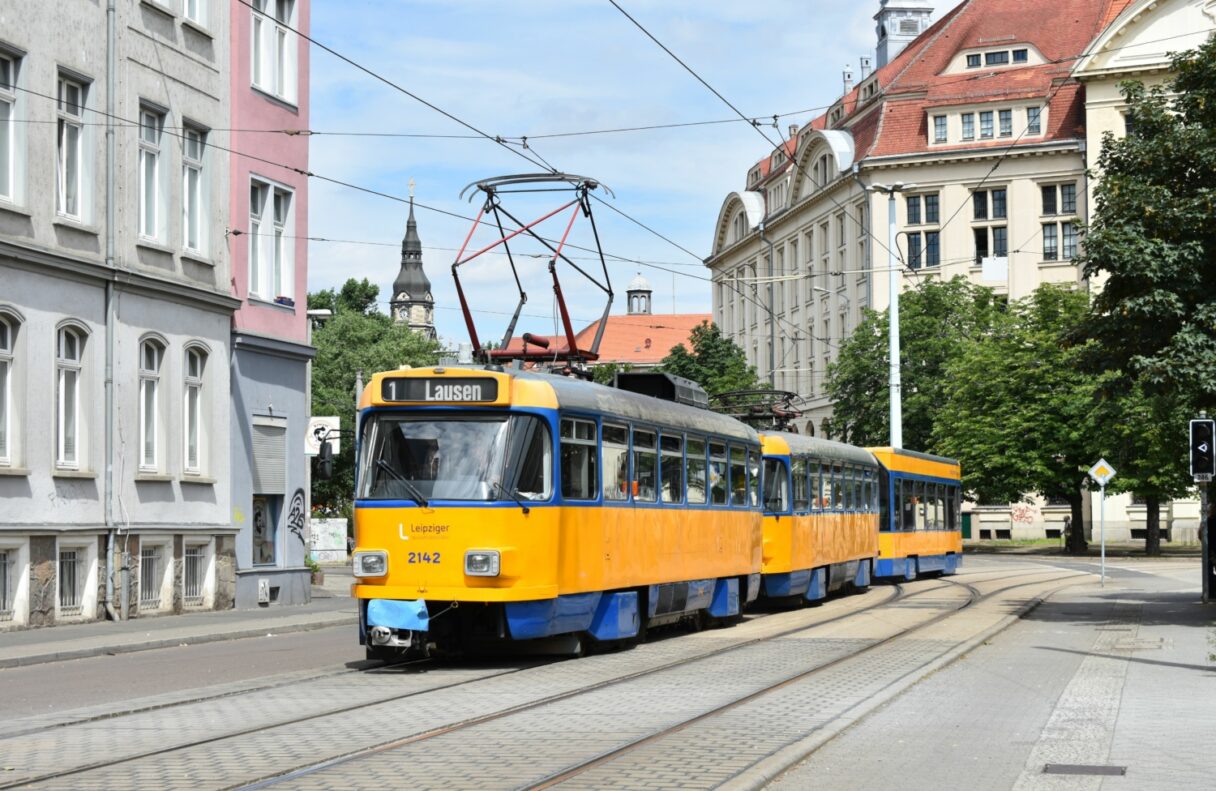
[0,624,360,719]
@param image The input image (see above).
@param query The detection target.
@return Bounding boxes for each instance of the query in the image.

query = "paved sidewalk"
[0,585,357,669]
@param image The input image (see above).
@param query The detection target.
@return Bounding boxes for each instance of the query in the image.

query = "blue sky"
[307,1,936,346]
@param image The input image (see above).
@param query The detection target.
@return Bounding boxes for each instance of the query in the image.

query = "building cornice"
[233,330,317,361]
[858,138,1084,169]
[0,239,241,314]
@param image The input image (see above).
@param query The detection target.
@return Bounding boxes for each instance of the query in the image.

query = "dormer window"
[966,54,980,68]
[984,51,1010,66]
[1012,48,1028,63]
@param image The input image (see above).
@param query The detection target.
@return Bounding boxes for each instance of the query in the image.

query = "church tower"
[626,273,652,315]
[390,182,436,339]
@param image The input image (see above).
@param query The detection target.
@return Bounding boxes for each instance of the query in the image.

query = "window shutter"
[251,422,286,494]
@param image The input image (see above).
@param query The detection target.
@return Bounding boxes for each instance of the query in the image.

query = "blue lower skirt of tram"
[764,560,871,601]
[874,553,961,579]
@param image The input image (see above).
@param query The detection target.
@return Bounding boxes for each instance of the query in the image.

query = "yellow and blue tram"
[757,432,881,602]
[351,366,763,659]
[869,447,964,579]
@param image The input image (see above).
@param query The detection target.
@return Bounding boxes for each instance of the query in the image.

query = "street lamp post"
[758,221,777,388]
[868,182,915,449]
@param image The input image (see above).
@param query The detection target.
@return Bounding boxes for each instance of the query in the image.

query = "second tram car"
[757,432,881,601]
[351,367,763,659]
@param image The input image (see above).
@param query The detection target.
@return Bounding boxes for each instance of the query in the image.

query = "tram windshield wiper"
[376,459,429,508]
[490,481,530,515]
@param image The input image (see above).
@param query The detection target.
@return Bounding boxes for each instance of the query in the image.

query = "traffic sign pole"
[1202,481,1210,604]
[1100,483,1106,588]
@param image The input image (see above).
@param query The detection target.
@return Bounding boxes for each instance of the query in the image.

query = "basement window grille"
[0,550,11,621]
[184,545,204,605]
[140,546,162,609]
[59,549,82,616]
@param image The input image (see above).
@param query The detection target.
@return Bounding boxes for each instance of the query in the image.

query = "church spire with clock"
[390,180,436,339]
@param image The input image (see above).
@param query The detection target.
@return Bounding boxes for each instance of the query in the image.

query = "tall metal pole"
[1099,483,1106,587]
[887,190,902,449]
[1201,481,1210,604]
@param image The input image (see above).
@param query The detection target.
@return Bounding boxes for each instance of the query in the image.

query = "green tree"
[825,277,1003,447]
[309,293,440,508]
[657,321,763,396]
[1080,39,1216,402]
[591,362,632,386]
[933,285,1104,553]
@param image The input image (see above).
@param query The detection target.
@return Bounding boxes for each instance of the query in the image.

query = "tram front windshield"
[357,413,551,502]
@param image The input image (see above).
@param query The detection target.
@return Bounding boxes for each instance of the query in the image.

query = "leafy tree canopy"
[309,291,440,508]
[1079,38,1216,404]
[657,321,763,396]
[825,277,1004,447]
[308,278,382,317]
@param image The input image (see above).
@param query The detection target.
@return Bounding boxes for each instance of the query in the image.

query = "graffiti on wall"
[1011,504,1040,524]
[287,489,307,545]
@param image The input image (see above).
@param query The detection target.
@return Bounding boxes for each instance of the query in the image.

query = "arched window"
[183,346,207,474]
[139,338,164,471]
[56,325,85,468]
[0,314,14,464]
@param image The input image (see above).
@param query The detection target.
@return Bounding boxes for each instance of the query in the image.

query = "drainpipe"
[852,163,872,309]
[103,0,120,621]
[757,221,776,388]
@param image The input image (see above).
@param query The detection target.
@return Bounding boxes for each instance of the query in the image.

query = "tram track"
[0,567,1082,790]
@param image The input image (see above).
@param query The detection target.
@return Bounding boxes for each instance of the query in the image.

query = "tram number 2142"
[407,551,442,565]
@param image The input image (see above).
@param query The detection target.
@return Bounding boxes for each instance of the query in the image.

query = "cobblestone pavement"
[767,558,1212,791]
[0,559,1099,791]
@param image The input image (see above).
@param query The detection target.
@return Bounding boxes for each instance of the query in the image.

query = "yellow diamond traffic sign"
[1089,458,1116,486]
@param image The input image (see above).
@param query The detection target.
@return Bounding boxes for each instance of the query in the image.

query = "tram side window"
[560,418,598,500]
[633,429,658,502]
[687,437,708,504]
[603,423,630,501]
[660,433,684,504]
[933,484,945,529]
[748,450,761,507]
[508,417,552,500]
[860,470,871,512]
[853,468,864,512]
[831,465,845,510]
[810,462,823,511]
[729,445,747,506]
[710,442,728,505]
[791,457,809,512]
[915,480,928,530]
[900,479,917,531]
[763,458,790,513]
[946,486,958,530]
[840,466,852,510]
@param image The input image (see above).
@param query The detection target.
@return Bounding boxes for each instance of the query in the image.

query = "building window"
[1123,112,1134,137]
[0,53,15,202]
[973,227,989,263]
[906,195,921,225]
[1042,185,1057,215]
[59,548,82,616]
[991,188,1007,219]
[249,179,294,302]
[993,226,1008,257]
[184,347,205,474]
[1028,106,1042,135]
[1012,48,1028,63]
[985,51,1010,66]
[138,107,163,240]
[925,231,940,266]
[979,110,994,139]
[973,191,988,221]
[56,327,84,468]
[961,112,974,140]
[933,115,947,143]
[999,109,1013,137]
[252,0,297,103]
[184,0,204,25]
[140,545,163,609]
[1062,222,1078,259]
[183,544,205,605]
[1060,183,1077,214]
[924,193,939,224]
[1043,223,1058,260]
[182,126,206,254]
[139,339,162,472]
[0,315,11,465]
[56,75,85,219]
[966,53,980,68]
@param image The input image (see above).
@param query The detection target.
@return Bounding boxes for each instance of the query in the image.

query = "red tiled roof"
[752,0,1137,168]
[502,313,711,366]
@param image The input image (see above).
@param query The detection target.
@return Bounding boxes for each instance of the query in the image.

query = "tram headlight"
[464,550,500,577]
[353,551,388,577]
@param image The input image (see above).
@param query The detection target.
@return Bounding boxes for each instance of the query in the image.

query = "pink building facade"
[228,0,314,608]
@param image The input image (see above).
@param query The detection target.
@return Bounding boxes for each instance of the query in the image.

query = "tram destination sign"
[381,376,499,403]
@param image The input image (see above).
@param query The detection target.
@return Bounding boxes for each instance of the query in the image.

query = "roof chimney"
[843,65,854,96]
[789,124,799,140]
[860,56,873,80]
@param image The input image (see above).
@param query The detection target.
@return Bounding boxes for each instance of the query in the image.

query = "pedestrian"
[346,534,355,556]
